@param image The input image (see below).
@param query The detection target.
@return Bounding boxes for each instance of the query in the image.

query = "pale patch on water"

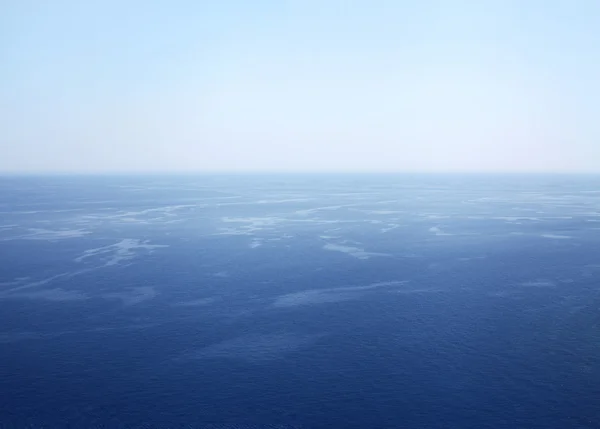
[103,286,158,306]
[217,216,284,236]
[0,228,91,241]
[25,228,91,240]
[394,288,442,295]
[75,239,168,266]
[380,224,401,233]
[0,323,161,344]
[519,280,556,288]
[172,297,218,307]
[540,234,573,240]
[429,226,453,236]
[294,205,349,216]
[0,270,90,294]
[4,288,89,301]
[488,291,525,299]
[322,243,390,260]
[457,256,486,262]
[213,271,230,278]
[273,281,407,308]
[253,198,315,204]
[424,214,451,220]
[274,289,358,307]
[179,333,326,363]
[249,239,263,249]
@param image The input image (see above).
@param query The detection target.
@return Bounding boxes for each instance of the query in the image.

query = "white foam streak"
[75,239,168,266]
[323,243,390,259]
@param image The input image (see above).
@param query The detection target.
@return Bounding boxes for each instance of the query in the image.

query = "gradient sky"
[2,0,600,173]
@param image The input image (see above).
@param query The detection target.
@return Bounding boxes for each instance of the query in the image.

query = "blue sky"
[2,0,599,173]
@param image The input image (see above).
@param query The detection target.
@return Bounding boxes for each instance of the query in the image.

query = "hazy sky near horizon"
[2,0,600,173]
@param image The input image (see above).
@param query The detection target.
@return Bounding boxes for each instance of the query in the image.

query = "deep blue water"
[1,174,600,428]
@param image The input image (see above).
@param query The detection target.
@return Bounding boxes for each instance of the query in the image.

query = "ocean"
[1,174,599,428]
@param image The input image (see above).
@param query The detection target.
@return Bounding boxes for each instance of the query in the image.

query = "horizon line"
[2,170,600,177]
